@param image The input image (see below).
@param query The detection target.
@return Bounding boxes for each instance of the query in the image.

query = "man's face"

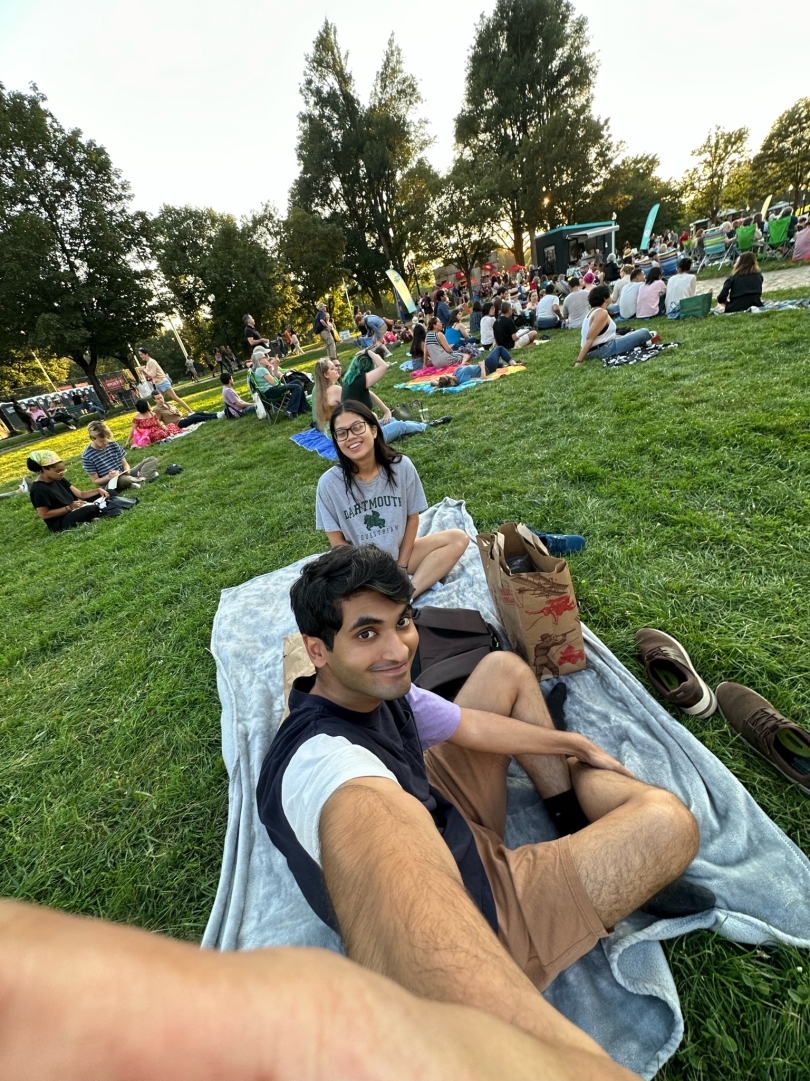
[307,591,418,705]
[247,316,255,327]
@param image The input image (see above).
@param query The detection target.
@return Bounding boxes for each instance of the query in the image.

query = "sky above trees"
[1,0,807,219]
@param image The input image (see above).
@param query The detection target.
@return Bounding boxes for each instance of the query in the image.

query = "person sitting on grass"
[312,358,343,433]
[575,285,654,368]
[316,405,466,597]
[82,421,158,489]
[152,390,220,428]
[533,284,563,329]
[561,278,590,329]
[494,302,538,349]
[340,352,446,443]
[251,347,310,418]
[27,449,110,532]
[409,321,428,369]
[635,266,668,319]
[664,257,697,314]
[128,399,183,446]
[255,544,710,1073]
[424,316,465,367]
[618,266,646,319]
[220,374,257,419]
[717,252,764,313]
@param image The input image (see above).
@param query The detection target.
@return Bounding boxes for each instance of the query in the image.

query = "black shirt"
[493,315,518,349]
[717,272,763,313]
[256,676,497,934]
[341,370,372,412]
[313,310,329,334]
[244,324,263,345]
[30,477,76,532]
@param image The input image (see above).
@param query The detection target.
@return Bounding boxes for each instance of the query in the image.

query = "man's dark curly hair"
[290,544,413,650]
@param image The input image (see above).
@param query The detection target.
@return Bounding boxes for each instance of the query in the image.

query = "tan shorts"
[425,741,607,991]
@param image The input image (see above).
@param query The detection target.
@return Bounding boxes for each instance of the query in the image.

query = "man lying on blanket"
[257,544,714,1076]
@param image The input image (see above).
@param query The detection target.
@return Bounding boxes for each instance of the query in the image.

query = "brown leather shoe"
[634,628,717,718]
[716,682,810,795]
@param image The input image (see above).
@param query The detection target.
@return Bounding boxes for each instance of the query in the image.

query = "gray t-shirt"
[315,456,427,558]
[562,289,591,328]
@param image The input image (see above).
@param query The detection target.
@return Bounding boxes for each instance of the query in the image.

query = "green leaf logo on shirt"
[364,510,386,530]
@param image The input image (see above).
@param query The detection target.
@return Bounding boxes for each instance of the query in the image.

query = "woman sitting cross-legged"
[127,399,183,447]
[340,349,451,442]
[27,449,110,533]
[574,285,654,368]
[82,420,158,489]
[533,284,564,329]
[316,401,469,599]
[717,252,764,313]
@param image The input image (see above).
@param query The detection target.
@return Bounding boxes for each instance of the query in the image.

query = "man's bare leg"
[455,653,700,928]
[0,899,638,1081]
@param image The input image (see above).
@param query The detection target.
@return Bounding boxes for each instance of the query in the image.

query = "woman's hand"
[380,408,392,425]
[70,500,87,510]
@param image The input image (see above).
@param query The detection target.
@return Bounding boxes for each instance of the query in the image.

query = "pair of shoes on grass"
[635,628,810,795]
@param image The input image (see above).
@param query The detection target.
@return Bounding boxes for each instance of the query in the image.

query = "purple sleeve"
[405,685,462,750]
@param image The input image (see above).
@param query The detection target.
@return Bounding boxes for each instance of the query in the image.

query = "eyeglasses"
[334,420,368,442]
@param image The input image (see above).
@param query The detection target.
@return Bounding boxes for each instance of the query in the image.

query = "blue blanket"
[203,499,810,1078]
[289,427,338,460]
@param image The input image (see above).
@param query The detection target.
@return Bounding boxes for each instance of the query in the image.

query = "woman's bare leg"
[407,529,469,597]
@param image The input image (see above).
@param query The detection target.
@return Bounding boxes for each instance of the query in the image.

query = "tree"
[426,158,501,284]
[681,126,750,221]
[279,206,345,313]
[150,204,296,360]
[584,154,683,249]
[291,22,432,309]
[455,0,609,264]
[752,98,810,209]
[0,84,158,405]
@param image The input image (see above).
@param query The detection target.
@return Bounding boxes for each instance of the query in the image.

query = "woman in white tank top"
[575,285,654,367]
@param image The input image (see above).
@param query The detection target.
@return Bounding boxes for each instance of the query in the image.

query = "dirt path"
[696,263,810,296]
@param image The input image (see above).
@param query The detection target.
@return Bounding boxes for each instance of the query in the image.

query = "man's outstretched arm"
[319,776,638,1079]
[0,898,637,1081]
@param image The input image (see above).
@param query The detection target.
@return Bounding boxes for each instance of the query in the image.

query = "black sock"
[543,788,589,836]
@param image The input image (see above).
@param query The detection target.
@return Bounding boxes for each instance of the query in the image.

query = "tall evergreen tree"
[0,83,158,405]
[455,0,608,264]
[291,22,432,309]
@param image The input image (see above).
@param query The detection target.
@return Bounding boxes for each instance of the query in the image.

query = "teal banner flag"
[640,203,661,251]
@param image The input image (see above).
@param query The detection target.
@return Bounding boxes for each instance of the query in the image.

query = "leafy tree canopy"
[752,98,810,209]
[426,158,501,284]
[681,126,750,221]
[584,153,683,249]
[0,83,158,404]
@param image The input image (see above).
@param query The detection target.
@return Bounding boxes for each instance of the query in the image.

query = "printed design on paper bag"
[533,630,576,679]
[558,644,586,668]
[512,573,570,605]
[498,587,519,606]
[533,594,577,625]
[363,510,386,530]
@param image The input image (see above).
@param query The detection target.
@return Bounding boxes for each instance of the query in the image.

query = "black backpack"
[411,606,511,701]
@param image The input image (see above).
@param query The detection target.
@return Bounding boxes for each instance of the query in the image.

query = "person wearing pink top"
[635,266,668,319]
[792,222,810,262]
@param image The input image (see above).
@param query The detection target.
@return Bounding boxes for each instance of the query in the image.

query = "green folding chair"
[734,224,756,253]
[762,217,790,259]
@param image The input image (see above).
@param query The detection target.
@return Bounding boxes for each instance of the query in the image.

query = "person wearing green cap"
[27,450,110,532]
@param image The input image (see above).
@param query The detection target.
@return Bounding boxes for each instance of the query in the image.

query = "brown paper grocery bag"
[281,633,315,723]
[476,522,586,681]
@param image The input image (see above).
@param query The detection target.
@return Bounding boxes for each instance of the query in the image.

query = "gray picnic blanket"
[203,498,810,1079]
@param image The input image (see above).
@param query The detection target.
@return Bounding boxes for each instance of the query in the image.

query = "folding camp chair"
[734,224,756,254]
[247,371,293,425]
[696,227,730,272]
[761,216,791,259]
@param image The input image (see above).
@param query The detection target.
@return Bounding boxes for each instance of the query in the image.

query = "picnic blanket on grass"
[289,427,338,460]
[156,422,203,442]
[203,498,810,1079]
[602,343,680,369]
[396,364,527,391]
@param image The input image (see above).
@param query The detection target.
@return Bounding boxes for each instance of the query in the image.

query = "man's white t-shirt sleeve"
[281,734,399,866]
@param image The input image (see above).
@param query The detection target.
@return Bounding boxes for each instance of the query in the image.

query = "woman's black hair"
[329,401,402,498]
[290,543,413,650]
[588,284,612,308]
[472,300,482,312]
[411,322,427,365]
[482,301,494,317]
[26,456,44,472]
[646,266,663,284]
[135,398,150,413]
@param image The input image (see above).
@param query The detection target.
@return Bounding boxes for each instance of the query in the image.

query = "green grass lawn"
[1,294,809,1078]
